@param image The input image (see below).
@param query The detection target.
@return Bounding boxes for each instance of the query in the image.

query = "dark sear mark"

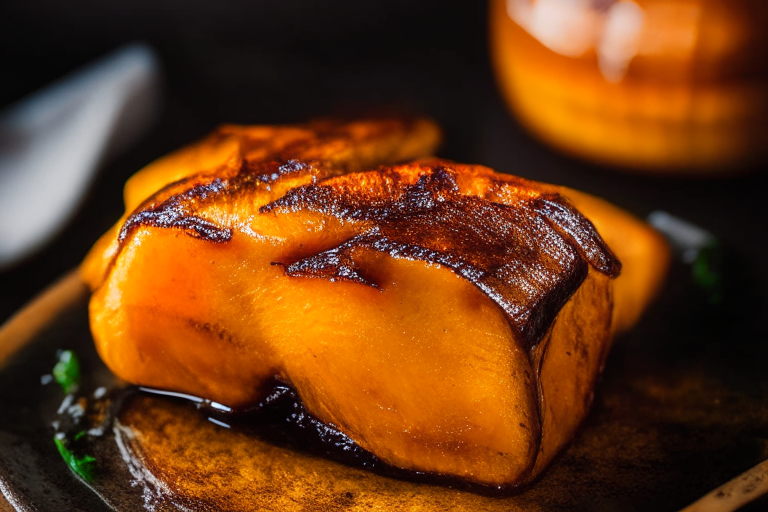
[283,236,382,288]
[118,159,326,245]
[262,165,619,350]
[120,179,233,243]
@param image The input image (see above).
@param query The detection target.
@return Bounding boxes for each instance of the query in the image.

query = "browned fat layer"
[264,165,619,349]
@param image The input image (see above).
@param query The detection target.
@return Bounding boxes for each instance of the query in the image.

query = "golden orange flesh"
[82,118,668,487]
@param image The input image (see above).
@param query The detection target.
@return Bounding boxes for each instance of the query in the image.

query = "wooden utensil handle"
[679,459,768,512]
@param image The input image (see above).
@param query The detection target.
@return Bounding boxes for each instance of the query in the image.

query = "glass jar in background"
[490,0,768,173]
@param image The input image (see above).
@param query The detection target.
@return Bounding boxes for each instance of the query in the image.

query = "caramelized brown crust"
[124,116,444,214]
[261,163,619,349]
[81,117,442,289]
[119,158,618,351]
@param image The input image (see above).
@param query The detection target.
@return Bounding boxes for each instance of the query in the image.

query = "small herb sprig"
[54,434,96,481]
[51,349,97,481]
[53,350,81,394]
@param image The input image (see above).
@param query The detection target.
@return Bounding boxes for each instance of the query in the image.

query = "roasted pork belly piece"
[82,118,668,488]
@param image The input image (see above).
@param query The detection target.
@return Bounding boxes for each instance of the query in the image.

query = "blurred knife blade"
[0,43,161,269]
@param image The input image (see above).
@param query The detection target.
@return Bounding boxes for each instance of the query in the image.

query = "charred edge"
[118,158,319,245]
[260,164,457,218]
[521,258,589,350]
[121,210,232,243]
[535,196,621,277]
[259,186,320,214]
[120,179,233,244]
[263,166,604,350]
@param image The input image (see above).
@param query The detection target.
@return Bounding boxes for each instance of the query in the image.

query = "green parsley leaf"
[54,436,96,481]
[53,350,81,394]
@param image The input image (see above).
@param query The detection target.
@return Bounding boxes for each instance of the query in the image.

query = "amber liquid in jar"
[490,0,768,172]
